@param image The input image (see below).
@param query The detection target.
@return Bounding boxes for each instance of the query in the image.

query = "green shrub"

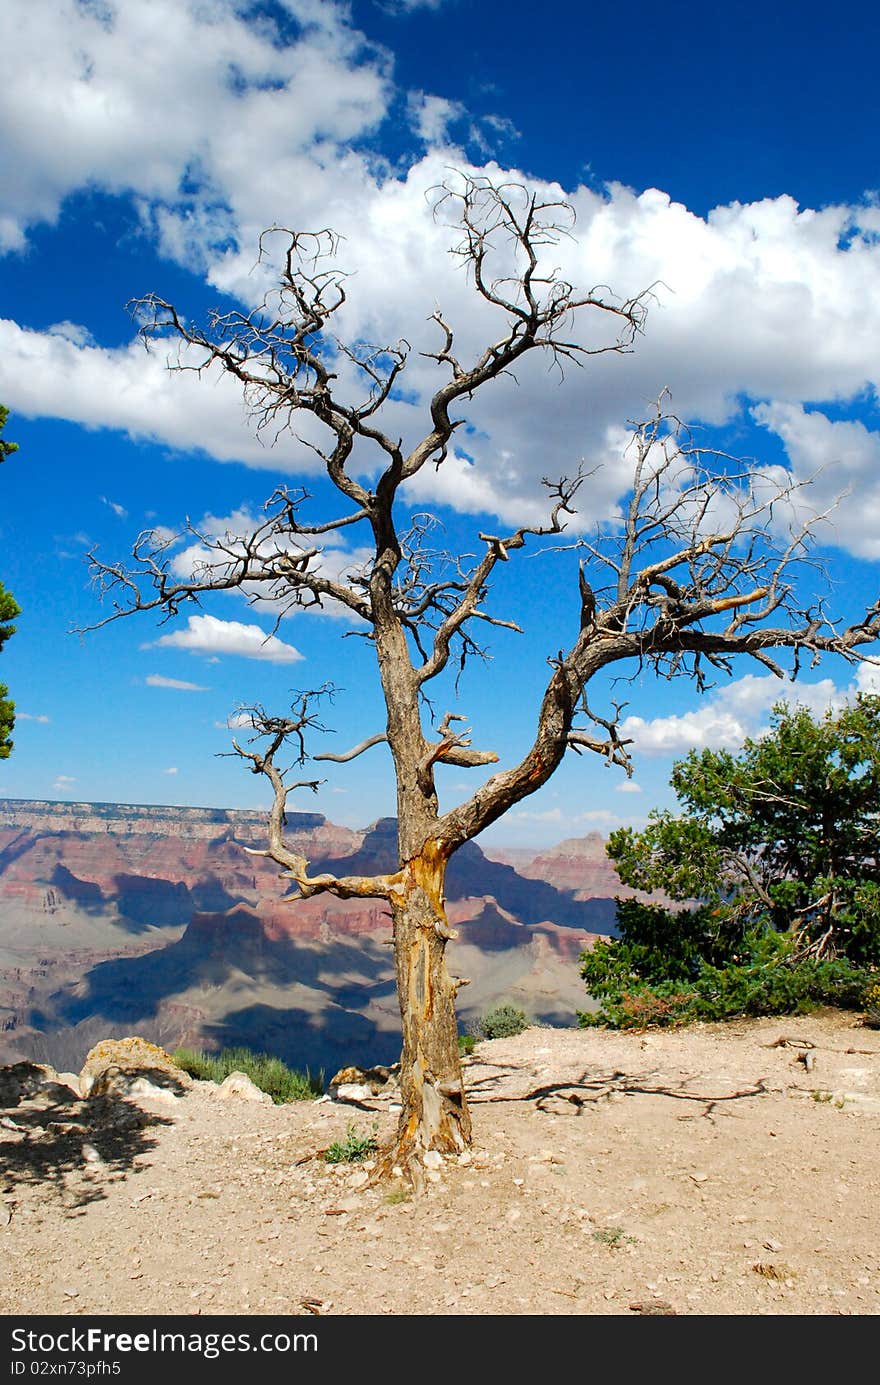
[324,1122,378,1164]
[579,928,871,1030]
[458,1033,476,1055]
[172,1045,323,1102]
[479,1004,529,1039]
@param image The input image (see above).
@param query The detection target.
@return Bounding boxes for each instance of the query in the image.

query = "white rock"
[126,1077,181,1104]
[214,1072,273,1104]
[334,1083,374,1102]
[422,1150,444,1170]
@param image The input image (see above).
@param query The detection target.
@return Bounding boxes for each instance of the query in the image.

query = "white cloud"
[615,780,642,794]
[7,174,880,554]
[145,673,209,691]
[0,321,334,472]
[100,495,128,519]
[150,613,303,663]
[753,403,880,558]
[3,7,880,559]
[52,774,76,792]
[622,707,751,757]
[16,712,51,724]
[47,321,96,348]
[407,91,466,145]
[218,711,258,730]
[620,667,869,759]
[162,767,178,775]
[0,0,390,253]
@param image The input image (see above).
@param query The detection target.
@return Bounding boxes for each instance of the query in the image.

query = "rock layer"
[0,798,622,1075]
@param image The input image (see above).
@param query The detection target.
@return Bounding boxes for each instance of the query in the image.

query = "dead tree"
[87,174,880,1172]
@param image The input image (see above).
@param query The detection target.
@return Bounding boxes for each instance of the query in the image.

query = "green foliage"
[0,406,17,463]
[458,1033,476,1055]
[323,1122,378,1164]
[172,1045,322,1102]
[580,930,870,1029]
[608,698,880,965]
[0,407,19,760]
[592,1226,637,1249]
[478,1003,529,1039]
[582,699,880,1028]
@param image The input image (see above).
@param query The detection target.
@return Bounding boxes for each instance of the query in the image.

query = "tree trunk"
[391,845,471,1168]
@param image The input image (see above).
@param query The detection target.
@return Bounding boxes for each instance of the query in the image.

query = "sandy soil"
[2,1011,879,1317]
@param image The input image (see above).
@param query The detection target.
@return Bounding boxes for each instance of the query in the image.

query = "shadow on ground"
[0,1062,174,1211]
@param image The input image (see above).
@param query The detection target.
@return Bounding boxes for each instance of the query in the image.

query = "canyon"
[0,798,630,1077]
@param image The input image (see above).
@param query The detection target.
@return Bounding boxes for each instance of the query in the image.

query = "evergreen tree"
[581,699,880,1026]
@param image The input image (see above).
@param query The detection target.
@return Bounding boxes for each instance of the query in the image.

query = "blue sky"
[2,0,880,847]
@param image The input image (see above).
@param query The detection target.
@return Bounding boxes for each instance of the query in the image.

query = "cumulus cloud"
[753,402,880,558]
[3,6,880,557]
[620,667,870,759]
[0,0,390,253]
[145,673,209,691]
[615,780,642,793]
[150,613,303,663]
[52,774,76,793]
[0,322,332,471]
[407,92,467,145]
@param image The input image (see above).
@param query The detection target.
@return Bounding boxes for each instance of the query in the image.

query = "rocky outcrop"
[79,1037,192,1098]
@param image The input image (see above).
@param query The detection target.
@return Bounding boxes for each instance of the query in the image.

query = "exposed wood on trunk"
[391,849,471,1165]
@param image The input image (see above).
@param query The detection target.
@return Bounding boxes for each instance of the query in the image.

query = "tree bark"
[390,845,471,1166]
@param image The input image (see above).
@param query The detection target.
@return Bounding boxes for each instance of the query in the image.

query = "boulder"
[329,1063,400,1098]
[80,1038,192,1099]
[213,1071,273,1104]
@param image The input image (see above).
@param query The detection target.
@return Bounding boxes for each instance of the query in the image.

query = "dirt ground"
[2,1011,879,1317]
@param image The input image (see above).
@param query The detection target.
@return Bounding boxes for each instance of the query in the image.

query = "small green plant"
[385,1186,411,1205]
[323,1122,379,1165]
[458,1033,476,1055]
[172,1045,323,1103]
[812,1090,834,1103]
[592,1226,636,1249]
[479,1004,529,1039]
